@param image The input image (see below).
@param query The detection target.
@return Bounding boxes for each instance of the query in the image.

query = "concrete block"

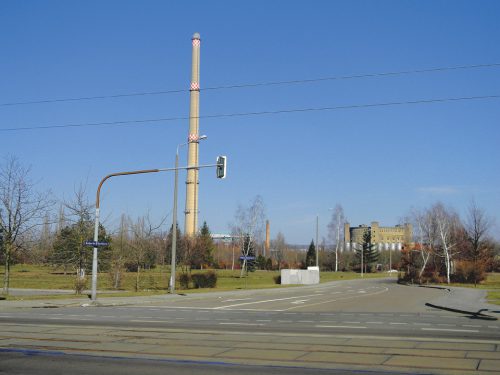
[281,269,320,285]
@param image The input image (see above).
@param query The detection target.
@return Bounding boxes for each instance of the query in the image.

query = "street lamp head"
[198,135,208,141]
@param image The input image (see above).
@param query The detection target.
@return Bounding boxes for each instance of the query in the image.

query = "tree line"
[1,156,499,294]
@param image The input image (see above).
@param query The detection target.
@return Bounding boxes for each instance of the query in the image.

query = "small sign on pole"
[84,241,109,247]
[239,256,256,261]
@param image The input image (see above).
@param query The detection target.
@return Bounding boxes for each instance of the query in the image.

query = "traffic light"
[216,156,227,179]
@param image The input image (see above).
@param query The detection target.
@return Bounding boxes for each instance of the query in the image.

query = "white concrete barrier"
[280,267,320,285]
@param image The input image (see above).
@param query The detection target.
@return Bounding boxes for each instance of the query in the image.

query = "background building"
[344,221,412,251]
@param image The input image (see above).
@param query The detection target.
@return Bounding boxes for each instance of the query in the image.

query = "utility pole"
[316,215,319,268]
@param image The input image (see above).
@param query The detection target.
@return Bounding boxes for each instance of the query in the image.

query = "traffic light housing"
[216,156,226,179]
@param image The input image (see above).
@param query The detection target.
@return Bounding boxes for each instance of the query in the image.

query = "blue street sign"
[84,241,109,247]
[239,256,256,261]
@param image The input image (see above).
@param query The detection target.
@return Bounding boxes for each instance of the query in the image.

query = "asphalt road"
[1,277,499,374]
[2,278,498,339]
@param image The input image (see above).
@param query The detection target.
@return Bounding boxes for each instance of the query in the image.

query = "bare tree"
[230,195,266,277]
[128,213,164,291]
[432,202,461,284]
[411,207,437,280]
[110,214,130,289]
[465,199,492,286]
[271,232,286,270]
[327,204,345,272]
[0,156,52,294]
[63,183,94,280]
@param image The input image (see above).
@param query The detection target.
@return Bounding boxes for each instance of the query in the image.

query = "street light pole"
[316,215,319,268]
[170,135,207,294]
[169,151,179,293]
[91,168,165,302]
[361,242,364,278]
[91,157,220,302]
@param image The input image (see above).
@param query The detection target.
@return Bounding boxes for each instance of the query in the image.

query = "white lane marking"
[488,326,499,329]
[130,320,172,323]
[219,322,264,326]
[298,320,314,323]
[256,320,271,322]
[283,287,389,311]
[367,321,383,324]
[291,300,309,304]
[414,323,431,326]
[421,328,479,333]
[214,294,316,310]
[344,321,361,324]
[316,325,367,329]
[390,322,408,325]
[463,325,481,328]
[222,298,252,302]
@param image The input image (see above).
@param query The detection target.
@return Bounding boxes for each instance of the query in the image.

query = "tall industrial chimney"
[184,32,201,236]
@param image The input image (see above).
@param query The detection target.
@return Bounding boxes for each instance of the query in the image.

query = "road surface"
[1,277,499,374]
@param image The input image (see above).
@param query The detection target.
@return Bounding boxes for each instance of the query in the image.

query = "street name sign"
[239,256,256,261]
[84,241,109,247]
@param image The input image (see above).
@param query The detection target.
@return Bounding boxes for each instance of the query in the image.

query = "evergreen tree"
[255,254,267,270]
[192,221,215,269]
[305,240,316,268]
[50,222,111,275]
[355,230,379,273]
[166,223,184,265]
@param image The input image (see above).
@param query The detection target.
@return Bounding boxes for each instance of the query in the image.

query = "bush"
[177,273,191,289]
[74,277,87,294]
[420,270,445,284]
[191,271,217,288]
[273,275,281,284]
[452,260,486,284]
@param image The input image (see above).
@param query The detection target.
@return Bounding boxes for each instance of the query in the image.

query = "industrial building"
[344,221,412,251]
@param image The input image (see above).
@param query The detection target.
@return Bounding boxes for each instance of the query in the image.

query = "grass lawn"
[1,264,391,299]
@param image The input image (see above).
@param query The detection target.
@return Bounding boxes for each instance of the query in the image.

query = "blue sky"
[1,0,499,244]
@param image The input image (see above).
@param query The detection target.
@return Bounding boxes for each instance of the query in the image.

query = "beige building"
[344,221,412,251]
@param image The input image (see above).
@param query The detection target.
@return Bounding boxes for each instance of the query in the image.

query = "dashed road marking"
[316,325,367,329]
[421,328,479,333]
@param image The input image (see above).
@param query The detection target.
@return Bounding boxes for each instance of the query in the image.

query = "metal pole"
[170,152,179,294]
[361,243,364,278]
[316,215,319,268]
[89,161,218,301]
[389,245,392,271]
[91,207,99,302]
